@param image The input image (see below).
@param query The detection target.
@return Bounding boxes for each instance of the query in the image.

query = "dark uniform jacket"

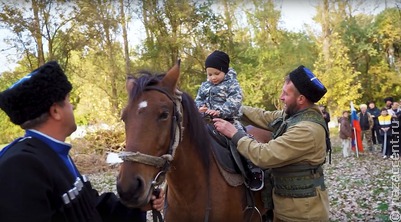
[0,136,145,222]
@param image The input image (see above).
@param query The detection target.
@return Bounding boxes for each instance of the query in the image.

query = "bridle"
[119,86,183,184]
[118,86,184,221]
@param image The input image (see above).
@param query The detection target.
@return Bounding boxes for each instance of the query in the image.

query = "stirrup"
[247,170,264,191]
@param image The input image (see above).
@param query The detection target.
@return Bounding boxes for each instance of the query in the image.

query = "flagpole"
[382,131,387,157]
[353,126,359,158]
[350,101,359,158]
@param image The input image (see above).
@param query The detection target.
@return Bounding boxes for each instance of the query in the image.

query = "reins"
[118,86,183,222]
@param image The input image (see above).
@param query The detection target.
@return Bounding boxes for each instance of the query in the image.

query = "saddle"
[205,122,274,210]
[205,123,249,182]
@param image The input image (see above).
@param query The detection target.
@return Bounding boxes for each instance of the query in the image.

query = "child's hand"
[206,109,220,117]
[199,105,208,113]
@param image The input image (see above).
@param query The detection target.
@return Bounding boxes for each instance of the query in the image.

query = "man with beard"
[213,65,330,222]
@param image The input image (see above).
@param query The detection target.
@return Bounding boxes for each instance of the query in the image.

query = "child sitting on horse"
[195,50,264,191]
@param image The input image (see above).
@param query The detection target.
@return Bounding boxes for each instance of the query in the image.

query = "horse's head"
[117,61,182,207]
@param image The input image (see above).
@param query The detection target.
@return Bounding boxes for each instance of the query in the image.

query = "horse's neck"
[165,136,213,221]
[170,138,207,176]
[167,137,210,196]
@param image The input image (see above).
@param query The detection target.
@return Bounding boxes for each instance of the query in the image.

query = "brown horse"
[116,62,272,221]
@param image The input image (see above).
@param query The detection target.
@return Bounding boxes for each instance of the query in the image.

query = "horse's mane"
[180,92,211,168]
[128,71,164,101]
[128,72,211,169]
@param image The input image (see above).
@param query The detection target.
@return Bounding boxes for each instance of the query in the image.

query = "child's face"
[206,67,225,85]
[381,110,388,116]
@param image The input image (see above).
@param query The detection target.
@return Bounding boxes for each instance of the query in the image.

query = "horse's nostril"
[133,177,143,192]
[117,176,143,202]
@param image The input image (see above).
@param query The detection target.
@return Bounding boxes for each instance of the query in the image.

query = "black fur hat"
[205,50,230,74]
[289,65,327,103]
[384,97,393,103]
[0,61,72,125]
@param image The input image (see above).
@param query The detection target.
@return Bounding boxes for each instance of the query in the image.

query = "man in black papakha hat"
[0,61,164,222]
[212,65,330,221]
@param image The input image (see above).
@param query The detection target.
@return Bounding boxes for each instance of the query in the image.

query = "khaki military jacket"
[238,105,329,222]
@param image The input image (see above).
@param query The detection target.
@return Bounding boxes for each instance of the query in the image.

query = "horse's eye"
[159,111,169,120]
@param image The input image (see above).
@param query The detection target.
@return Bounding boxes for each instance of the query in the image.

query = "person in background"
[367,101,382,148]
[319,105,331,133]
[194,50,264,191]
[388,101,400,117]
[339,111,353,158]
[358,104,374,152]
[213,65,330,221]
[378,108,392,159]
[384,97,393,109]
[0,61,164,222]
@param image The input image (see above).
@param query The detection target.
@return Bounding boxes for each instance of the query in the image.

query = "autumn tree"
[239,0,317,109]
[0,0,81,69]
[74,1,127,121]
[369,7,401,101]
[137,0,230,96]
[313,0,361,116]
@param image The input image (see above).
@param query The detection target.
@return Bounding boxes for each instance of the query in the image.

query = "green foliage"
[239,1,317,109]
[136,0,231,97]
[370,7,401,100]
[337,8,401,105]
[314,32,362,117]
[0,112,23,144]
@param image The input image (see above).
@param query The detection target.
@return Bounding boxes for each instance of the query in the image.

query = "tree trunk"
[222,0,235,53]
[32,0,45,66]
[120,0,131,75]
[322,0,331,67]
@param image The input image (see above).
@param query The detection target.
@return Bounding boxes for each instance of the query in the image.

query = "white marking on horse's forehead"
[138,100,148,110]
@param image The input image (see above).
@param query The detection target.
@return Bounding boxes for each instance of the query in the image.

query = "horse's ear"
[126,75,136,95]
[161,59,181,93]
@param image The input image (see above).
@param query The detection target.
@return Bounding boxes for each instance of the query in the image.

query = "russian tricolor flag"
[350,102,364,155]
